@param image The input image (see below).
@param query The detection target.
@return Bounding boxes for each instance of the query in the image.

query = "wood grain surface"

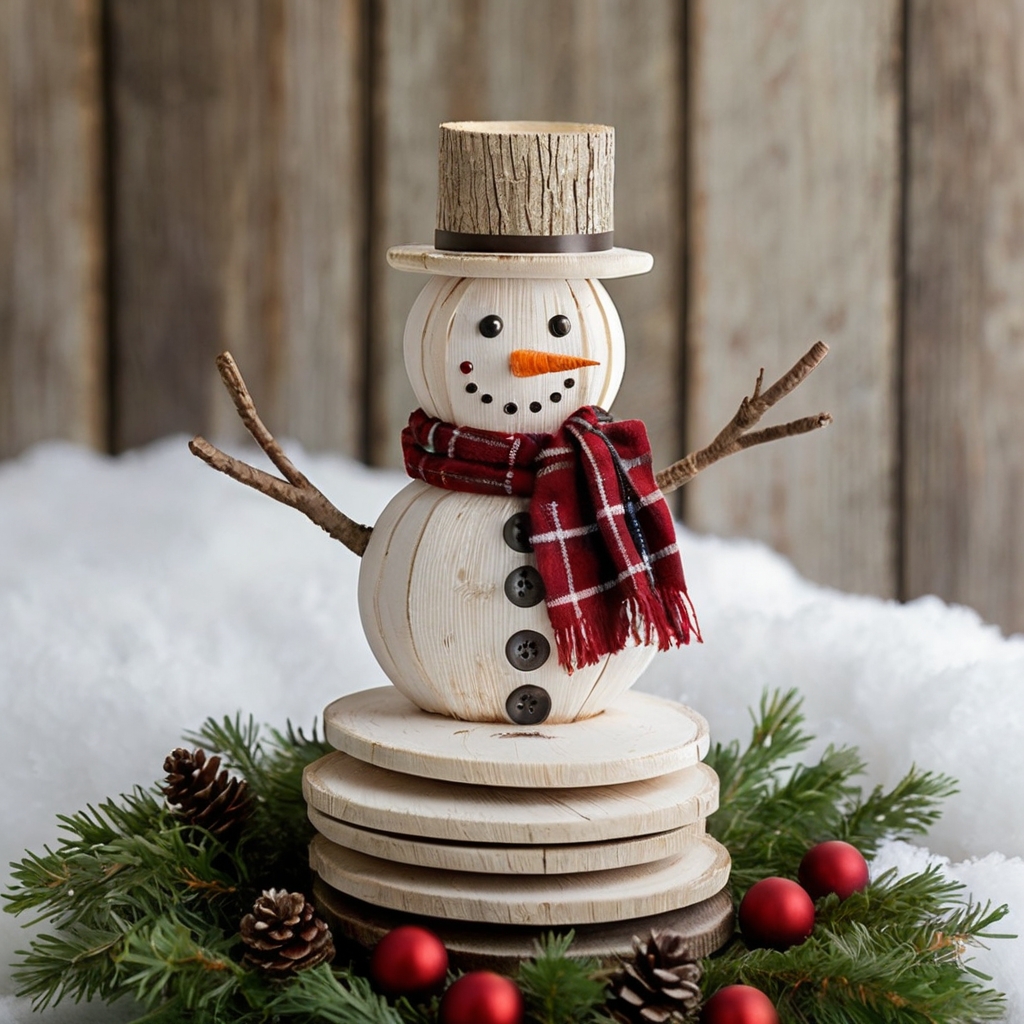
[357,483,657,724]
[903,0,1024,632]
[322,686,708,788]
[303,751,720,845]
[5,1,1024,635]
[310,832,731,925]
[106,0,364,454]
[686,0,903,598]
[0,0,105,458]
[308,806,704,875]
[312,876,735,968]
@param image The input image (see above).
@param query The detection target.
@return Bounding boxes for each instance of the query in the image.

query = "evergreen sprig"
[705,688,959,890]
[516,932,614,1024]
[3,691,1011,1024]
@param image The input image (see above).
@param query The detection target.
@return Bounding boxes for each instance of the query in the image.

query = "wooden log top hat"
[387,121,654,279]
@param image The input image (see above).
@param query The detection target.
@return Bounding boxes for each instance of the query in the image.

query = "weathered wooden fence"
[2,0,1023,635]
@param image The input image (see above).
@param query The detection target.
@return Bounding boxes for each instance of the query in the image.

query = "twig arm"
[189,353,372,557]
[656,342,832,494]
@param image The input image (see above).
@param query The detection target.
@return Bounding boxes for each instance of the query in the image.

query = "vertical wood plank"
[108,0,364,454]
[904,1,1024,632]
[369,0,684,469]
[0,0,105,458]
[687,0,902,597]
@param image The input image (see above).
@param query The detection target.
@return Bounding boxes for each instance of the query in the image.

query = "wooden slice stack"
[305,686,733,965]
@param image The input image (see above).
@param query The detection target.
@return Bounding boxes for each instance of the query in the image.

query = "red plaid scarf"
[402,407,700,671]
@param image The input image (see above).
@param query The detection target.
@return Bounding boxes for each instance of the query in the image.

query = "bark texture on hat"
[438,121,614,238]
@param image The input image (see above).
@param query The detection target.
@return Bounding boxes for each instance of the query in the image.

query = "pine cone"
[609,931,703,1024]
[240,889,335,975]
[162,747,253,837]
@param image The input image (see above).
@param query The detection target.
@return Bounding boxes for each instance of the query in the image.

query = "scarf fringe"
[553,585,702,673]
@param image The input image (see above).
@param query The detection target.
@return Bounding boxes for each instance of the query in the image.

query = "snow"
[1,438,1022,1022]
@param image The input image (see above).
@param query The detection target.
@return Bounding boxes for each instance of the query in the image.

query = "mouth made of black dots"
[503,402,518,414]
[550,393,562,403]
[465,382,478,394]
[481,393,493,404]
[529,401,542,413]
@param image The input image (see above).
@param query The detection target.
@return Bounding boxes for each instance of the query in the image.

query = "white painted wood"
[357,483,657,723]
[303,751,720,845]
[386,245,653,280]
[308,807,703,875]
[323,686,709,787]
[404,276,626,436]
[310,833,731,926]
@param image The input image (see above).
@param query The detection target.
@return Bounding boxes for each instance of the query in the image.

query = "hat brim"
[386,245,653,279]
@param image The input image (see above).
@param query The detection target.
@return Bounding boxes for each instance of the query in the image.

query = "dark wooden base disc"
[312,874,735,972]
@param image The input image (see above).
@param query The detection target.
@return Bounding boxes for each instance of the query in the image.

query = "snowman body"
[357,276,658,723]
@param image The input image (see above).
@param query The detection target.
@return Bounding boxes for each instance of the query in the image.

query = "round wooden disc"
[304,751,719,845]
[313,877,735,971]
[308,806,705,874]
[322,687,709,787]
[310,833,731,926]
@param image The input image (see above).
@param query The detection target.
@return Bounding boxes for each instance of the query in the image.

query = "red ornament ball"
[739,876,815,950]
[369,925,448,998]
[439,970,523,1024]
[701,985,779,1024]
[799,840,870,900]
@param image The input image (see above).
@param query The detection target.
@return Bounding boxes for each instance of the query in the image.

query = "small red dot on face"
[460,361,473,375]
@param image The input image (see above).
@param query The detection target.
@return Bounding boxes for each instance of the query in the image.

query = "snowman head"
[404,275,628,434]
[389,121,652,434]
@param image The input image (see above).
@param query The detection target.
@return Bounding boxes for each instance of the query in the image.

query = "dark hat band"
[434,229,614,255]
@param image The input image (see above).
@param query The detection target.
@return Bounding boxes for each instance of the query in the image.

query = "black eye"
[479,315,503,338]
[548,315,571,337]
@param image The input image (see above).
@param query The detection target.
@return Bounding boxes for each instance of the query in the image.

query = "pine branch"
[266,964,408,1023]
[706,690,959,890]
[11,921,128,1010]
[117,917,245,1014]
[840,767,958,852]
[816,866,1012,955]
[720,746,865,890]
[6,797,245,933]
[185,714,332,892]
[707,689,812,811]
[3,697,1011,1024]
[704,921,1007,1024]
[703,865,1010,1024]
[517,932,614,1024]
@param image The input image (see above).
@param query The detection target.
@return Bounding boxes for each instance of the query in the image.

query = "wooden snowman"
[192,121,830,964]
[361,121,692,726]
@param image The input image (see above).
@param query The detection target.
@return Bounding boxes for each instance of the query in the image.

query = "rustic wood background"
[2,0,1023,635]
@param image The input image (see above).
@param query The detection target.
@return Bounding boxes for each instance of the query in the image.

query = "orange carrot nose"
[509,350,601,378]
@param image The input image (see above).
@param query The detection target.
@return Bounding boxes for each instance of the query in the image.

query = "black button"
[502,512,533,552]
[505,630,550,671]
[504,566,545,607]
[505,685,552,725]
